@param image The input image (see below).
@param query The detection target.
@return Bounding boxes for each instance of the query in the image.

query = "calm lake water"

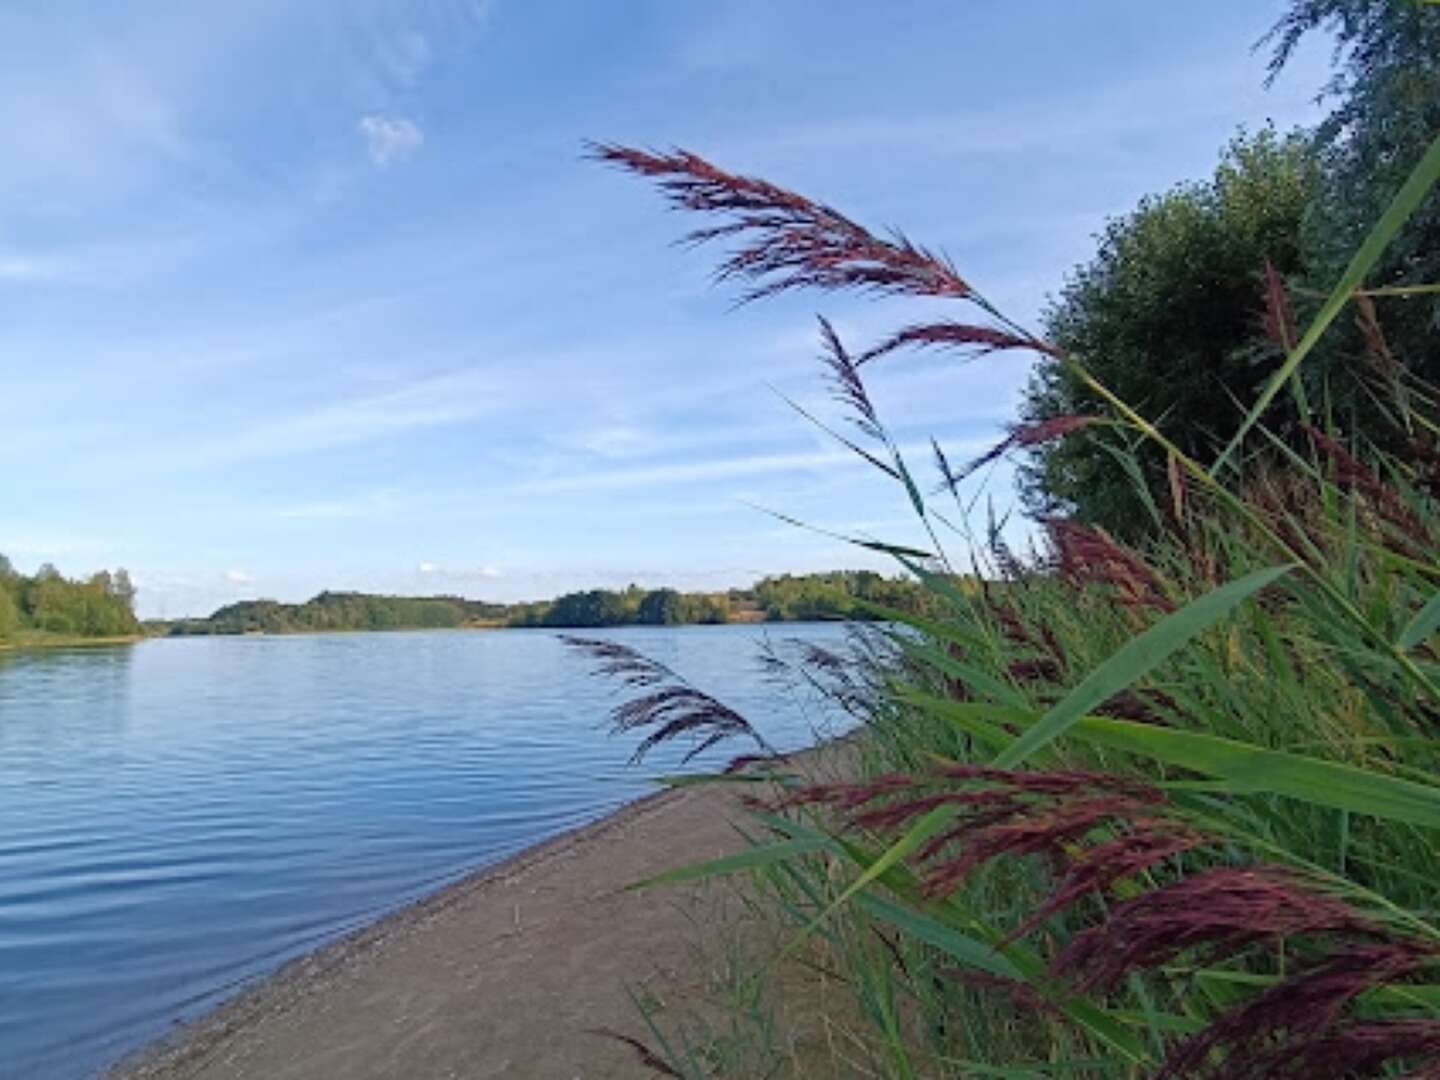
[0,624,850,1078]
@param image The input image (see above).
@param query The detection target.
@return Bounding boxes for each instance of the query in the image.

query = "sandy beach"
[109,769,823,1080]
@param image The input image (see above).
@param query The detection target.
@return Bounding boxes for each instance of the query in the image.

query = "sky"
[1,2,1334,618]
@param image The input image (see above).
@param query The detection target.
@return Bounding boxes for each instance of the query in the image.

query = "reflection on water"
[0,625,847,1078]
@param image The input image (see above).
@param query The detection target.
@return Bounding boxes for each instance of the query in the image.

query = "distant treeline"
[164,591,508,636]
[511,571,936,627]
[503,585,731,628]
[750,571,936,623]
[159,571,937,636]
[0,556,141,643]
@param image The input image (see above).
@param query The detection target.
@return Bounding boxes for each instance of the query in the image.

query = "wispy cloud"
[520,439,986,495]
[223,568,254,585]
[180,367,513,469]
[0,48,189,207]
[358,115,424,167]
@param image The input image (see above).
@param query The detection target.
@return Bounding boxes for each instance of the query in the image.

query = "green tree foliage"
[0,558,18,642]
[513,585,731,628]
[1021,129,1320,536]
[0,556,141,641]
[678,592,731,624]
[1023,7,1440,537]
[751,570,935,622]
[164,573,927,635]
[540,589,636,628]
[637,587,684,625]
[1268,0,1440,381]
[0,589,18,642]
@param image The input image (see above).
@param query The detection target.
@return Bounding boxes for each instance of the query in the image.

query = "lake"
[0,624,851,1078]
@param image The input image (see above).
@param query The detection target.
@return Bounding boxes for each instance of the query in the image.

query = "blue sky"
[2,2,1332,617]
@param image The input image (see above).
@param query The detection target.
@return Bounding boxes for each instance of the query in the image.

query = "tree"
[0,588,17,641]
[638,588,683,625]
[110,568,136,610]
[679,592,730,624]
[1267,0,1440,383]
[1020,129,1320,537]
[543,589,632,628]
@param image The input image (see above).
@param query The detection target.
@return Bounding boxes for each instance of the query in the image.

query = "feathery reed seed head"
[589,143,973,304]
[561,635,770,763]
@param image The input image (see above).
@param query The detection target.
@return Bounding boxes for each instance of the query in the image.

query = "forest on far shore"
[155,570,938,637]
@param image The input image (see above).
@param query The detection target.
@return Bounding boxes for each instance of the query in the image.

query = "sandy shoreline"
[108,776,778,1079]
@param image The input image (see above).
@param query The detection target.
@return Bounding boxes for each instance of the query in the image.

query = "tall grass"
[580,134,1440,1077]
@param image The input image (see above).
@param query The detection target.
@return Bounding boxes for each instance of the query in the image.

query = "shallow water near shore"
[0,624,850,1078]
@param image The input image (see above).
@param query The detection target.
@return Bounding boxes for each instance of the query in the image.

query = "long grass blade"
[1071,715,1440,829]
[1399,591,1440,651]
[627,836,836,890]
[854,893,1023,979]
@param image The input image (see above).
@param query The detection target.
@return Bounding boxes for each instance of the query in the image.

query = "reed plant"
[576,128,1440,1077]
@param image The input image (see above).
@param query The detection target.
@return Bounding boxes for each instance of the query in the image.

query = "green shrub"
[1021,129,1319,538]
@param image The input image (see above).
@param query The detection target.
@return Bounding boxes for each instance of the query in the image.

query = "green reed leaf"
[626,835,835,890]
[1399,591,1440,651]
[993,565,1295,767]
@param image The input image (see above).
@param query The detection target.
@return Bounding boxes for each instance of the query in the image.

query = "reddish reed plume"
[1304,424,1428,539]
[1158,942,1440,1079]
[856,320,1045,365]
[1046,518,1176,613]
[561,635,773,762]
[946,415,1102,489]
[1262,260,1299,352]
[1056,865,1376,990]
[589,144,972,304]
[776,764,1192,933]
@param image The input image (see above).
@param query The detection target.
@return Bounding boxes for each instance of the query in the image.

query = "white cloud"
[223,568,254,585]
[416,560,439,574]
[477,564,502,579]
[358,115,423,167]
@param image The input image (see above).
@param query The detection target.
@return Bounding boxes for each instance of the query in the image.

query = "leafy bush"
[1022,129,1318,537]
